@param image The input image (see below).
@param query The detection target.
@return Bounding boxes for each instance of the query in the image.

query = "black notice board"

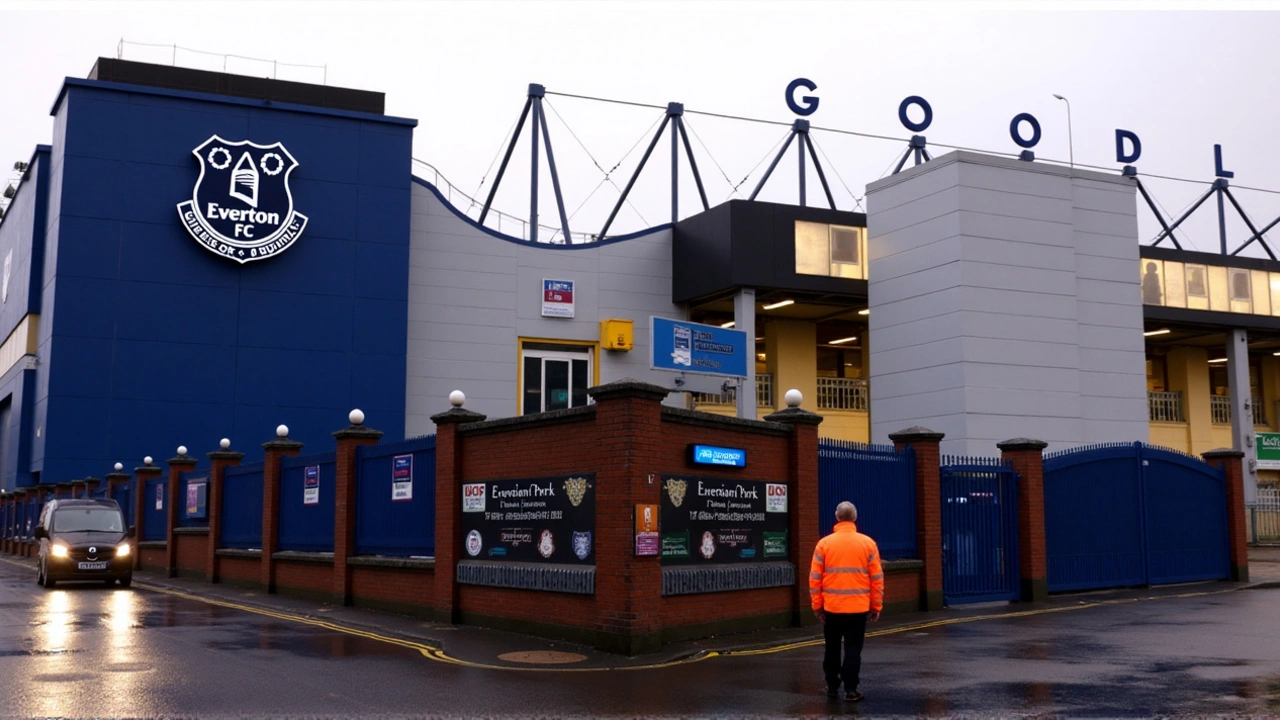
[660,475,790,564]
[459,474,595,564]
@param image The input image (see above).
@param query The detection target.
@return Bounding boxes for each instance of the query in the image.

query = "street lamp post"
[1053,93,1073,169]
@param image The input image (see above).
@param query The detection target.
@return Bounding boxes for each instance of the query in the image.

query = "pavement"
[7,545,1277,672]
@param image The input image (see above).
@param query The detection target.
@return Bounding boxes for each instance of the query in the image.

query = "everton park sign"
[176,136,309,264]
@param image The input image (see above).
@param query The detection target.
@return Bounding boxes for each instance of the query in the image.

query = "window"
[521,342,593,415]
[795,221,866,280]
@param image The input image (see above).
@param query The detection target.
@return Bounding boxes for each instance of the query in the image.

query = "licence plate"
[77,561,108,571]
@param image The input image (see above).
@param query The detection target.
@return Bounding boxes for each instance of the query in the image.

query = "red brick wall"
[451,400,800,646]
[884,568,922,606]
[275,560,332,595]
[174,534,208,575]
[217,555,260,584]
[350,566,434,606]
[658,587,792,627]
[459,585,598,628]
[139,546,166,571]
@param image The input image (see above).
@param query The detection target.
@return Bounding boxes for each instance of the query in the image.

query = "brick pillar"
[71,479,86,498]
[588,380,671,655]
[889,426,945,611]
[261,429,304,594]
[1,492,12,554]
[1203,448,1250,582]
[84,476,101,498]
[206,442,245,584]
[430,403,486,624]
[166,448,198,578]
[133,463,163,570]
[998,438,1049,603]
[332,414,383,606]
[56,482,73,499]
[104,471,130,500]
[764,402,824,627]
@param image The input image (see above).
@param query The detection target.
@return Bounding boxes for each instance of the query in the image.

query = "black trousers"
[823,611,869,692]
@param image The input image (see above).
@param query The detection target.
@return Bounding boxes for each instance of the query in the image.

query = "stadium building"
[0,57,1275,505]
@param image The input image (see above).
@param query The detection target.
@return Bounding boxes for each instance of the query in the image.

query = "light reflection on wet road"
[0,560,1277,718]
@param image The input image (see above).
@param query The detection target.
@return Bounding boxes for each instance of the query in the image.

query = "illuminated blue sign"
[650,317,749,378]
[690,445,747,468]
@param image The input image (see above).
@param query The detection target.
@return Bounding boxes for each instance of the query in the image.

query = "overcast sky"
[1,1,1278,252]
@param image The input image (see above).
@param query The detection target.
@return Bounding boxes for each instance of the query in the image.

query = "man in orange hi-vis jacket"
[810,501,883,702]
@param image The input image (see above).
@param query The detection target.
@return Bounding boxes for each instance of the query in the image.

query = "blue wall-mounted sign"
[650,317,749,377]
[689,444,747,468]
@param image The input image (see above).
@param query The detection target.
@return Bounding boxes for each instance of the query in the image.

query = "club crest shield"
[176,135,308,264]
[572,531,592,560]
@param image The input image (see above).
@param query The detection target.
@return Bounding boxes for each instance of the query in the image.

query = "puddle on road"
[0,647,83,657]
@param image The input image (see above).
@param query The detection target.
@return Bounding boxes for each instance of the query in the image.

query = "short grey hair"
[835,501,858,522]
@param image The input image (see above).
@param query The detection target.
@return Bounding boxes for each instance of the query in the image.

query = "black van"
[34,498,134,588]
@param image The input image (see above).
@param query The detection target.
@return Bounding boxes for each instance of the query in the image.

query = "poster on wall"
[155,484,164,511]
[1258,432,1280,470]
[459,474,595,564]
[392,454,413,501]
[185,478,208,519]
[303,465,320,505]
[635,503,660,556]
[541,279,575,318]
[659,475,789,564]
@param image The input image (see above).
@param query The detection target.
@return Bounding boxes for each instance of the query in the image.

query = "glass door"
[522,347,591,415]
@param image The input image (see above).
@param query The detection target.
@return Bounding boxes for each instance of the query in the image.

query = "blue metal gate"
[1044,442,1228,592]
[817,440,917,559]
[940,457,1020,605]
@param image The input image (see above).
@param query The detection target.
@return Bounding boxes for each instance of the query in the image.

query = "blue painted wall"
[0,147,50,489]
[28,79,415,483]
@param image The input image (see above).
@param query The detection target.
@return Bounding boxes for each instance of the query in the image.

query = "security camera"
[1,185,14,199]
[12,161,28,172]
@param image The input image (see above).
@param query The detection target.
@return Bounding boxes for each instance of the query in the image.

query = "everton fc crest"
[572,531,592,560]
[176,136,308,264]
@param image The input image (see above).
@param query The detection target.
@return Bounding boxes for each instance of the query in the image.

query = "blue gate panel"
[940,457,1019,605]
[1044,443,1229,592]
[1044,446,1145,592]
[222,462,264,549]
[1143,447,1229,585]
[817,440,917,560]
[142,477,167,541]
[355,435,435,557]
[278,453,336,553]
[112,482,134,529]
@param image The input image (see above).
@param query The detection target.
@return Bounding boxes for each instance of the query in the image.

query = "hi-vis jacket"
[809,521,884,614]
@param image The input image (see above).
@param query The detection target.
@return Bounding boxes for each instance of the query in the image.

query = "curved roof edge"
[411,175,672,250]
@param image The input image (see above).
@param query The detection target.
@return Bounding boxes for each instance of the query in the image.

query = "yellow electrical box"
[600,318,634,351]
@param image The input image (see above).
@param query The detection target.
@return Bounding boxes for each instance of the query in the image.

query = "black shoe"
[826,687,839,698]
[846,690,864,702]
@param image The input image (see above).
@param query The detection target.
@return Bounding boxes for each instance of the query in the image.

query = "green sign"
[1257,432,1280,470]
[763,531,788,558]
[661,533,690,559]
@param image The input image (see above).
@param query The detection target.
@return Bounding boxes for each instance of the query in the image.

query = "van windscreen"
[52,508,123,533]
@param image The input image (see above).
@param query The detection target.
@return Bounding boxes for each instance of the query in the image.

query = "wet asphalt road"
[0,559,1278,718]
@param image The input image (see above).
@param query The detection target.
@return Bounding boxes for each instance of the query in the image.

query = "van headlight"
[50,544,68,558]
[116,543,131,558]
